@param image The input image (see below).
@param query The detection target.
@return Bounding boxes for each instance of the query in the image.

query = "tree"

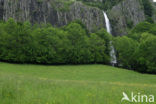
[137,33,156,73]
[149,24,156,35]
[128,22,152,41]
[0,19,34,63]
[88,33,109,63]
[32,26,70,64]
[64,23,89,64]
[96,28,111,56]
[142,0,153,17]
[114,36,138,69]
[0,19,111,65]
[130,22,152,34]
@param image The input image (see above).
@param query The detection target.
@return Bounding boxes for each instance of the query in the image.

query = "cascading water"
[103,11,117,66]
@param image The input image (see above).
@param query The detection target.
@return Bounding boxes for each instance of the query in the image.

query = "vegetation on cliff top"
[77,0,124,10]
[48,0,125,10]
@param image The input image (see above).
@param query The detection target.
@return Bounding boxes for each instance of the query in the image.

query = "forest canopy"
[0,18,111,65]
[0,19,156,74]
[114,22,156,73]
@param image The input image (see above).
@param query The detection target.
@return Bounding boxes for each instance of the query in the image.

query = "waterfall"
[103,11,117,66]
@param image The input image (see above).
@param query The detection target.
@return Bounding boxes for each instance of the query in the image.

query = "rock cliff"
[0,0,105,32]
[0,0,155,35]
[107,0,146,36]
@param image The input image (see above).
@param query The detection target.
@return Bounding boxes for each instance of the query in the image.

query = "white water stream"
[103,11,117,66]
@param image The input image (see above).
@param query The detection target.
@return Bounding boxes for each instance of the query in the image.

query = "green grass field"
[0,62,156,104]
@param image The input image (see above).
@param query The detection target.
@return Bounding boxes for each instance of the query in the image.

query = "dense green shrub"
[130,22,152,34]
[114,22,156,74]
[0,18,110,64]
[95,28,111,57]
[64,22,91,64]
[0,18,156,74]
[114,36,138,69]
[0,19,34,63]
[31,26,70,64]
[136,33,156,73]
[142,0,153,17]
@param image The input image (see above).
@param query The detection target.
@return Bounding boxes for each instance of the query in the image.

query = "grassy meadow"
[0,62,156,104]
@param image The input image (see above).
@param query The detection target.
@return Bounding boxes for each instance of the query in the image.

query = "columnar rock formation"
[0,0,155,35]
[107,0,146,36]
[0,0,105,32]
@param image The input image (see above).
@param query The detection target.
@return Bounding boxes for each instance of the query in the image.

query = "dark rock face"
[151,0,156,22]
[67,2,105,32]
[107,0,146,36]
[82,0,103,2]
[0,0,152,36]
[0,0,105,32]
[0,0,3,20]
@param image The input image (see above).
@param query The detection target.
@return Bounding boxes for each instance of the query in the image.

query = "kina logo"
[121,92,154,103]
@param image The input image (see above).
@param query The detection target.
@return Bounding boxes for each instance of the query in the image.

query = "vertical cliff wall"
[0,0,3,20]
[0,0,105,32]
[0,0,154,35]
[107,0,146,36]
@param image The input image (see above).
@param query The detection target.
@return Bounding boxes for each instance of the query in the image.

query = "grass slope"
[0,62,156,104]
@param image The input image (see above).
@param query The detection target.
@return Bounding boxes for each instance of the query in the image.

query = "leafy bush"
[0,18,110,64]
[114,22,156,74]
[114,36,138,69]
[142,0,153,17]
[137,33,156,73]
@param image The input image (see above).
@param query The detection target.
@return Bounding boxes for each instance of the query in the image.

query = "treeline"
[0,18,156,74]
[114,22,156,73]
[0,18,111,64]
